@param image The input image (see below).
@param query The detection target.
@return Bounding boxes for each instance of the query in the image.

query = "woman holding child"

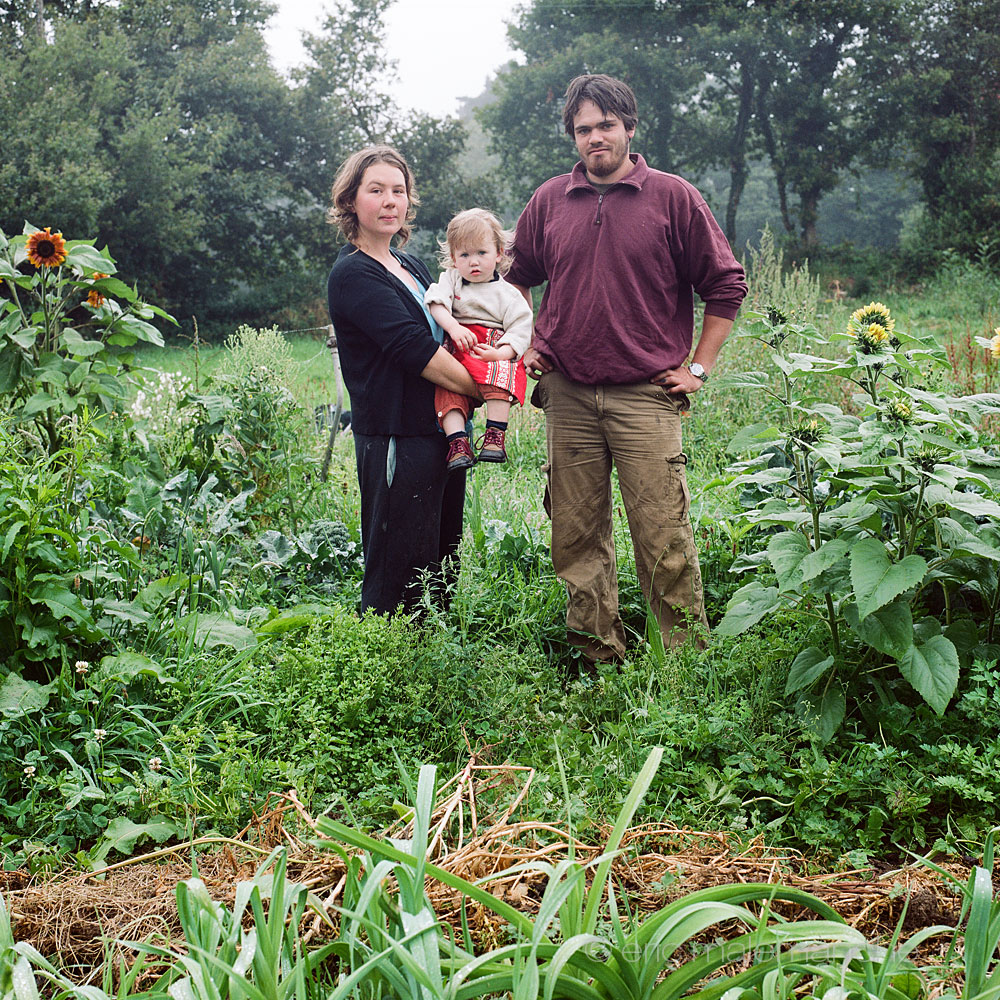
[326,145,481,616]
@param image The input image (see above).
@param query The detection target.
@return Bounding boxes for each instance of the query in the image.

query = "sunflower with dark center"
[25,227,67,268]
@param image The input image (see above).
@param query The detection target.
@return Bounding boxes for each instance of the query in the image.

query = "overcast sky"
[264,0,520,118]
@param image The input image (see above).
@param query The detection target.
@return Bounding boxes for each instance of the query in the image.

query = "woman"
[326,145,479,615]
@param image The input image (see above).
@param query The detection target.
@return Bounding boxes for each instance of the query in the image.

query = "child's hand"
[449,327,477,352]
[472,343,516,362]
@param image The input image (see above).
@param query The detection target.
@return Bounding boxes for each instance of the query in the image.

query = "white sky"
[264,0,520,118]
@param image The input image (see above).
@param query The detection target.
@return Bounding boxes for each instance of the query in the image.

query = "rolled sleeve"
[684,204,748,320]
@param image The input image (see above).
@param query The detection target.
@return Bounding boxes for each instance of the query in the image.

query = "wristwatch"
[688,362,709,383]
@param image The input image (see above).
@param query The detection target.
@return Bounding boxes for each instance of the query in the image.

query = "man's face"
[572,100,635,184]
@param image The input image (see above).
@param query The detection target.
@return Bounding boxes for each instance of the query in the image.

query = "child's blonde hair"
[437,208,513,276]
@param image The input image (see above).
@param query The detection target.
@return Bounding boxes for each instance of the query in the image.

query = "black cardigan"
[327,243,443,436]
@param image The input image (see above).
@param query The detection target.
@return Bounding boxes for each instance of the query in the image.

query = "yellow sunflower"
[853,321,891,354]
[847,301,895,337]
[25,227,67,268]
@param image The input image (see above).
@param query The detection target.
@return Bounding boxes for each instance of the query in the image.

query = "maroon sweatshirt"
[508,154,747,385]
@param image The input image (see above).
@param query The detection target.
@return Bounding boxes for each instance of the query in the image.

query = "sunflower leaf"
[66,243,114,272]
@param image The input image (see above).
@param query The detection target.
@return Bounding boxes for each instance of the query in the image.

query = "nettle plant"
[715,302,1000,736]
[0,224,174,453]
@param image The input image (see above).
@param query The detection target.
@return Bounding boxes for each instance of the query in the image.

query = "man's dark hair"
[562,74,638,136]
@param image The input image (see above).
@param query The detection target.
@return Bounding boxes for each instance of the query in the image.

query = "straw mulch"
[5,756,968,978]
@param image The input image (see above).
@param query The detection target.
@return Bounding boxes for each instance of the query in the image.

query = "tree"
[479,2,699,210]
[861,0,1000,256]
[293,0,495,258]
[0,0,484,332]
[480,0,899,248]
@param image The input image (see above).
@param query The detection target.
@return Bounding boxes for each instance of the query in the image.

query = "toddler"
[424,208,532,470]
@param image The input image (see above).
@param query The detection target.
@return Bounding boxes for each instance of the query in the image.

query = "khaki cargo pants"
[536,371,708,661]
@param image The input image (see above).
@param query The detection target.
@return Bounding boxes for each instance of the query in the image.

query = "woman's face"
[353,163,408,245]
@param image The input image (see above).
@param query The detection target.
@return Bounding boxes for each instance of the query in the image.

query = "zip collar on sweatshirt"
[564,153,649,195]
[564,154,648,224]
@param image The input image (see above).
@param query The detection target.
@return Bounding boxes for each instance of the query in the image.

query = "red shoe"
[477,426,507,463]
[445,436,475,472]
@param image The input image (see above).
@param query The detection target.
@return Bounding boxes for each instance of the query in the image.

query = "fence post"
[320,324,345,483]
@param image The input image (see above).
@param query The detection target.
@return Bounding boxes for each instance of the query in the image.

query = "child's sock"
[485,419,508,432]
[446,430,469,442]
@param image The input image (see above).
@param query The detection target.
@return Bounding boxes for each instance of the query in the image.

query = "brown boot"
[445,435,475,472]
[477,426,507,463]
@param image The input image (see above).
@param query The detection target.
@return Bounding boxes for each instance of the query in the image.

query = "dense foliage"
[1,221,999,870]
[480,0,1000,255]
[2,0,998,338]
[0,0,491,337]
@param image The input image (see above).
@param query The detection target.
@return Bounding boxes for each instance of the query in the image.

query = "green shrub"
[713,300,1000,737]
[249,610,475,814]
[0,418,106,669]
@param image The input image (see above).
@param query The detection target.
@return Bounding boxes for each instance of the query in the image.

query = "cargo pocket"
[665,452,691,521]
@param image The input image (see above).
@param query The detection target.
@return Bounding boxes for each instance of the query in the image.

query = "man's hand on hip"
[650,366,705,394]
[524,346,554,379]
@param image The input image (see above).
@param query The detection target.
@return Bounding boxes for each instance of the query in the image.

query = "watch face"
[690,363,707,380]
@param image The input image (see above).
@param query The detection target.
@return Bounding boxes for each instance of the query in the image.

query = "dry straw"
[5,755,965,979]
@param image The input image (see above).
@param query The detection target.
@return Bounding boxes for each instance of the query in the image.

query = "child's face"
[451,237,503,283]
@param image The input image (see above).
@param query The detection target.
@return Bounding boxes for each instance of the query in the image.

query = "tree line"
[2,0,997,336]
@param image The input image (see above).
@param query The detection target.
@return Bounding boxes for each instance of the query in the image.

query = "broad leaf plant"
[0,223,175,454]
[714,303,1000,736]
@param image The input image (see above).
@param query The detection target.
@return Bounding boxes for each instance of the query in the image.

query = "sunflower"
[885,399,913,425]
[791,418,822,445]
[25,227,67,268]
[86,272,109,307]
[853,322,892,354]
[847,301,895,338]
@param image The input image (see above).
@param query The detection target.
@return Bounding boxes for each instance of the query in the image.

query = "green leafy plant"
[317,750,929,1000]
[256,519,361,598]
[714,302,1000,734]
[0,417,107,668]
[0,223,175,455]
[132,848,335,1000]
[185,326,315,531]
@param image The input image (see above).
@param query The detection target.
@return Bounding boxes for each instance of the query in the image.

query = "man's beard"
[588,140,629,177]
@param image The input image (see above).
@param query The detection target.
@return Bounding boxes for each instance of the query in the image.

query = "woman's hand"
[472,343,516,362]
[448,327,477,352]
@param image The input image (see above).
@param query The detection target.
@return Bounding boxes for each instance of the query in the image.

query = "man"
[507,73,747,664]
